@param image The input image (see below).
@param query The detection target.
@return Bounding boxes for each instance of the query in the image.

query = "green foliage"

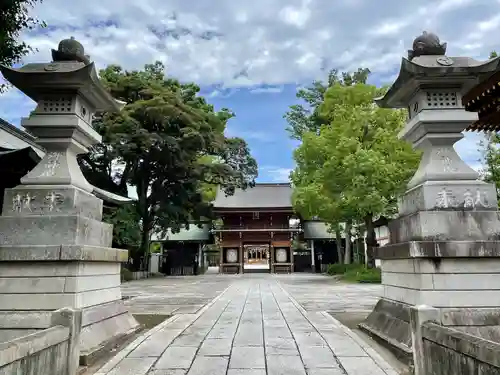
[120,267,133,282]
[80,62,257,260]
[149,242,162,253]
[326,263,360,275]
[342,266,381,283]
[490,51,498,59]
[103,204,141,250]
[479,133,500,203]
[288,70,419,267]
[0,0,45,66]
[326,263,381,283]
[285,68,370,140]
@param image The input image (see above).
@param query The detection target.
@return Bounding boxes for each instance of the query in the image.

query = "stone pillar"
[360,31,500,363]
[239,243,244,274]
[409,305,439,375]
[310,240,315,272]
[51,307,82,375]
[198,243,203,268]
[0,38,139,359]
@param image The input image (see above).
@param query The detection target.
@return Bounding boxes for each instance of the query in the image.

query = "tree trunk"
[335,226,344,264]
[364,214,377,269]
[137,173,151,272]
[344,220,352,264]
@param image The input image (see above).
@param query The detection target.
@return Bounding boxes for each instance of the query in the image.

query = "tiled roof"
[213,183,293,209]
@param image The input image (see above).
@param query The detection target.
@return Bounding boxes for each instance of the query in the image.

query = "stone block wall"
[0,307,81,375]
[421,322,500,374]
[381,257,500,310]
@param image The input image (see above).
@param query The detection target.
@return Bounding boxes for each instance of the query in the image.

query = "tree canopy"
[0,0,44,66]
[288,70,419,266]
[80,62,257,264]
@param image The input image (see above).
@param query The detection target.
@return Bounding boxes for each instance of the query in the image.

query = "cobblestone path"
[96,275,396,375]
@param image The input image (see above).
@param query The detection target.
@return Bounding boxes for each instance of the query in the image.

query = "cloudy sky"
[1,0,498,181]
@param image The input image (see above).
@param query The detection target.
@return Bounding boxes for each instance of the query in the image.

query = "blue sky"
[1,0,499,182]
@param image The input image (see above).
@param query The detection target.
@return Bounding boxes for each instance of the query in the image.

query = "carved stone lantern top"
[0,38,121,113]
[0,38,124,193]
[408,31,447,60]
[51,36,91,65]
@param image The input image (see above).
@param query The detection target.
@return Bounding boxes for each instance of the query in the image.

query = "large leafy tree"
[80,62,257,265]
[0,0,44,66]
[291,81,419,267]
[285,68,370,140]
[286,68,369,262]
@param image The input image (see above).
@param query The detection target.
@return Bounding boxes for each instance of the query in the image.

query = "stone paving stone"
[266,355,307,375]
[198,338,233,356]
[155,347,197,369]
[306,369,345,375]
[298,346,342,369]
[127,330,183,358]
[229,346,266,369]
[264,326,293,338]
[206,323,238,339]
[293,332,328,347]
[171,333,206,347]
[265,337,299,356]
[322,333,368,357]
[187,356,229,375]
[106,358,156,375]
[337,357,387,375]
[234,323,264,346]
[227,370,267,375]
[99,274,395,375]
[147,370,188,375]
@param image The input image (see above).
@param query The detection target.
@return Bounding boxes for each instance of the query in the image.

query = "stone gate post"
[359,31,500,363]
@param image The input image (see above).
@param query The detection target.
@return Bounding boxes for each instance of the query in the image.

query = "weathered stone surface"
[389,210,500,244]
[0,245,128,262]
[229,346,265,369]
[398,180,497,216]
[0,215,113,247]
[95,274,396,375]
[3,185,103,220]
[106,358,155,375]
[266,355,306,375]
[187,356,229,375]
[377,239,500,259]
[155,347,197,369]
[197,338,232,356]
[423,322,500,367]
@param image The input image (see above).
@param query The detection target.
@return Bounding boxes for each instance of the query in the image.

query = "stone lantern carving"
[360,31,500,362]
[0,38,138,360]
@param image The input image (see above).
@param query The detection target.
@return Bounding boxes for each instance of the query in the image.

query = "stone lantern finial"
[408,31,447,60]
[51,36,91,65]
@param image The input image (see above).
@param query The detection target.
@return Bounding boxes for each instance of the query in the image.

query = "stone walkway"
[96,276,397,375]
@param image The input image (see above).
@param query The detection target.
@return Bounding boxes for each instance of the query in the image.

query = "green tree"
[285,68,370,140]
[80,62,257,267]
[0,0,44,66]
[291,82,419,267]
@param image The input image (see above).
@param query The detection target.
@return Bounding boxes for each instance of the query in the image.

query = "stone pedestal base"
[361,242,500,364]
[0,245,139,361]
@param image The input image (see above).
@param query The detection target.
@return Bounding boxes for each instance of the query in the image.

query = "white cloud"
[261,167,292,182]
[1,0,499,181]
[6,0,498,89]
